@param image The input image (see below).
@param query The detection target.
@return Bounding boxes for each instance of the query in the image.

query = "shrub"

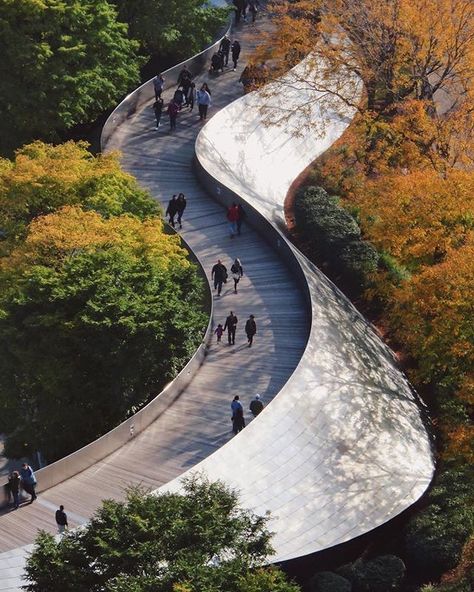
[405,465,474,579]
[338,240,379,284]
[357,555,406,592]
[309,571,352,592]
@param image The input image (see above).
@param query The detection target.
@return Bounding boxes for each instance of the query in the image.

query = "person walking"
[236,203,246,235]
[233,0,244,24]
[177,65,192,88]
[211,259,228,296]
[176,193,187,228]
[250,393,264,416]
[197,84,212,121]
[152,97,164,129]
[231,258,243,293]
[231,40,241,71]
[227,203,239,237]
[224,311,238,344]
[245,314,257,347]
[231,395,245,434]
[153,74,165,100]
[166,194,178,227]
[214,323,224,342]
[20,463,37,502]
[188,82,196,111]
[8,470,21,509]
[55,505,69,534]
[167,100,179,131]
[248,0,259,22]
[219,35,231,66]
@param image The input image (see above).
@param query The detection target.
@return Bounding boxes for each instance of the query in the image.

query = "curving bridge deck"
[0,5,434,590]
[0,10,309,590]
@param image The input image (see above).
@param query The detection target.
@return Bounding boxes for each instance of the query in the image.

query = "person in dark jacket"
[8,471,21,509]
[166,194,178,227]
[20,463,37,502]
[211,259,228,296]
[231,395,245,434]
[245,314,257,347]
[152,98,164,129]
[176,193,187,229]
[231,40,241,71]
[55,504,68,534]
[177,65,192,87]
[236,203,246,235]
[224,311,238,345]
[153,74,165,100]
[219,35,231,66]
[250,394,264,416]
[230,258,243,293]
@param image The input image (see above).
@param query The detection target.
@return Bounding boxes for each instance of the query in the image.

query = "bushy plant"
[309,571,352,592]
[405,465,474,579]
[338,240,379,284]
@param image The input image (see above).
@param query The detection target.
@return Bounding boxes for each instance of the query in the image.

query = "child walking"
[214,323,224,343]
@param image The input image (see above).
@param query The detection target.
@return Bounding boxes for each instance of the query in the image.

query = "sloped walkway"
[0,9,309,589]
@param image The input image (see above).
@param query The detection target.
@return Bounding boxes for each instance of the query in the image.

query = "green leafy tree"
[0,0,140,155]
[113,0,229,62]
[0,207,207,461]
[0,141,159,254]
[24,476,300,592]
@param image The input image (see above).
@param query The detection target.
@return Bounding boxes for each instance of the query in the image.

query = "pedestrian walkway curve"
[0,9,309,591]
[0,6,434,589]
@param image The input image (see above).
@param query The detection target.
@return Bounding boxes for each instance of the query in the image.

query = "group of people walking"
[211,258,244,296]
[165,193,187,229]
[226,202,246,238]
[231,393,264,434]
[215,310,257,348]
[7,463,37,508]
[210,36,241,73]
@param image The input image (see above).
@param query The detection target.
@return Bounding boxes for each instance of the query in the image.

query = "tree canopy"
[0,141,159,254]
[0,0,141,155]
[24,476,300,592]
[113,0,229,62]
[0,207,207,461]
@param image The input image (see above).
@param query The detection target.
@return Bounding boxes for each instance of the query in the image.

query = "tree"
[351,169,474,270]
[0,141,159,254]
[388,243,474,388]
[0,0,140,155]
[24,476,300,592]
[113,0,228,62]
[0,207,207,461]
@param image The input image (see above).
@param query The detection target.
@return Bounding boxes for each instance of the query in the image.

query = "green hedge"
[309,571,352,592]
[336,556,405,592]
[294,186,379,292]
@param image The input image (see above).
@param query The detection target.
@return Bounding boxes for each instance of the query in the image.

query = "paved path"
[0,5,308,567]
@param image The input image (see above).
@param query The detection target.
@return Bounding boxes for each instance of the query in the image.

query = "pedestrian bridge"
[0,6,434,590]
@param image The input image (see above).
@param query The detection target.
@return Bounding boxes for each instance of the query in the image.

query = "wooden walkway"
[0,9,308,552]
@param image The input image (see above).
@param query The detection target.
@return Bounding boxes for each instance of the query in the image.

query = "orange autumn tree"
[350,169,474,269]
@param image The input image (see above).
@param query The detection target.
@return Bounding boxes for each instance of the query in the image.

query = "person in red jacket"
[226,202,239,237]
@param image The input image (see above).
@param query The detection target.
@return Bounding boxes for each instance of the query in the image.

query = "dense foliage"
[405,465,474,579]
[0,0,141,155]
[0,141,159,253]
[294,186,379,293]
[0,206,207,461]
[24,476,300,592]
[113,0,228,62]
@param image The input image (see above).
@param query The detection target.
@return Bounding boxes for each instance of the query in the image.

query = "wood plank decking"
[0,9,309,553]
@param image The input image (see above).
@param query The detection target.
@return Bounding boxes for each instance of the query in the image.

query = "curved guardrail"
[157,57,435,562]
